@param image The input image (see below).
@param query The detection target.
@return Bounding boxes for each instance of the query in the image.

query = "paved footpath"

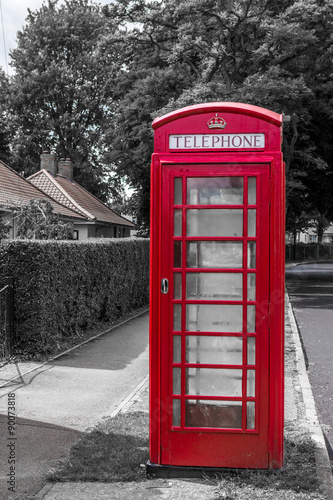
[1,301,333,500]
[0,311,149,498]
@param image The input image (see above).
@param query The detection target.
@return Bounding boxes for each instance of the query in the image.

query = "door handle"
[161,278,169,294]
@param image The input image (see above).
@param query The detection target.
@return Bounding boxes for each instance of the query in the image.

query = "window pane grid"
[171,175,259,432]
[173,395,258,401]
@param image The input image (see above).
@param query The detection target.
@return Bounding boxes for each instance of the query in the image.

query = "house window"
[309,235,317,243]
[73,230,79,240]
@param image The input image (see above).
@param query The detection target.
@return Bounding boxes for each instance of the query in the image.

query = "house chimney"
[58,157,73,181]
[40,151,57,175]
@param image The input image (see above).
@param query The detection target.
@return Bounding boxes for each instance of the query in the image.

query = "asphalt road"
[286,262,333,461]
[0,311,149,499]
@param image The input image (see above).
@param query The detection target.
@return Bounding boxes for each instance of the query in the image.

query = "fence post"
[4,277,14,357]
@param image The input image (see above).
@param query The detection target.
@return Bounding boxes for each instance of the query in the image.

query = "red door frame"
[159,163,270,468]
[149,104,285,470]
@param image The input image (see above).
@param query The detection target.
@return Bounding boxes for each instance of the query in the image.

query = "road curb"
[286,293,333,499]
[110,374,149,418]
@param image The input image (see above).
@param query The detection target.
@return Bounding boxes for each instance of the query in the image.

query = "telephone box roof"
[152,102,283,130]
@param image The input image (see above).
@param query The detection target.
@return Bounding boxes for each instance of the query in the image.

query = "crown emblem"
[207,113,227,130]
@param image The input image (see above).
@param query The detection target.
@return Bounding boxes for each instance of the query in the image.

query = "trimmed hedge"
[0,238,149,358]
[286,242,333,262]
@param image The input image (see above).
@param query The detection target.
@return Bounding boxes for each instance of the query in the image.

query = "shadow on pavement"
[48,312,149,371]
[0,414,81,499]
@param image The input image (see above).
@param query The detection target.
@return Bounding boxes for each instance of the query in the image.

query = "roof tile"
[28,170,134,227]
[0,161,85,220]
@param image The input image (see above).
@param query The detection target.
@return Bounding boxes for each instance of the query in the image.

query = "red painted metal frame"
[160,164,270,468]
[149,103,285,469]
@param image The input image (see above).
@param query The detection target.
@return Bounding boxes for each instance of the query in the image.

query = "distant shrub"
[0,238,149,358]
[286,242,333,262]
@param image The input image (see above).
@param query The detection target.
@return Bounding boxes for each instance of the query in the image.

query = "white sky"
[0,0,112,74]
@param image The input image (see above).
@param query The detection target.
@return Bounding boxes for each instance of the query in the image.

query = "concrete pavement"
[1,299,333,500]
[0,310,149,498]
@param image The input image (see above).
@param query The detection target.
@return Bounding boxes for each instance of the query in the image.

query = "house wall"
[72,223,131,240]
[287,223,333,244]
[95,225,115,238]
[72,224,89,240]
[0,215,132,241]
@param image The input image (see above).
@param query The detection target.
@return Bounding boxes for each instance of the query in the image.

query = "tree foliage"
[8,0,121,201]
[100,0,333,234]
[2,0,333,235]
[0,217,11,241]
[16,199,74,240]
[0,69,12,164]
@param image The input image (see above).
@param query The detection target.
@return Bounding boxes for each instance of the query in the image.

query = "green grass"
[48,412,326,499]
[211,429,325,499]
[49,411,149,483]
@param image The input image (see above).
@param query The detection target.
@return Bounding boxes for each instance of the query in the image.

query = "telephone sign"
[148,103,285,474]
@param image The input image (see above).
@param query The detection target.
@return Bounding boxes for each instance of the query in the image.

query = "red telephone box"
[148,102,285,473]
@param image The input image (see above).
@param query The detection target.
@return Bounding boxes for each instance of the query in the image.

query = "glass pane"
[185,400,242,428]
[174,241,182,268]
[247,337,256,365]
[173,399,181,426]
[247,370,255,397]
[247,273,256,301]
[248,210,256,237]
[187,241,243,268]
[186,368,242,397]
[247,242,256,269]
[173,304,182,331]
[187,177,243,205]
[248,177,256,205]
[174,178,182,205]
[186,336,243,364]
[247,305,256,333]
[186,273,243,300]
[174,210,182,236]
[173,368,181,395]
[247,401,255,429]
[186,304,243,332]
[187,209,243,237]
[173,336,181,363]
[174,273,182,299]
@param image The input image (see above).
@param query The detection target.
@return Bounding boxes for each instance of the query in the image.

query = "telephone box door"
[160,163,270,468]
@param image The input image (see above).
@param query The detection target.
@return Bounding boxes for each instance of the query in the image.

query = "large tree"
[4,0,333,234]
[0,68,12,164]
[103,0,333,234]
[8,0,121,201]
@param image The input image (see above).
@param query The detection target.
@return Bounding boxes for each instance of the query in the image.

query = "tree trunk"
[293,224,297,261]
[316,214,326,243]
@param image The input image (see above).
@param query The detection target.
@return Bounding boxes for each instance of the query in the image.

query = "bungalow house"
[0,160,85,238]
[28,153,135,240]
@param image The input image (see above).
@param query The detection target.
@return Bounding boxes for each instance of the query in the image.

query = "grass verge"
[48,411,326,499]
[49,411,149,483]
[212,426,325,499]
